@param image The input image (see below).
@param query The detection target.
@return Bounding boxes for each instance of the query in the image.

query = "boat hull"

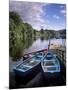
[42,69,60,79]
[14,62,42,85]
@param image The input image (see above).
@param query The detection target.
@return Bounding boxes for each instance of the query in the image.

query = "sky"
[9,1,66,31]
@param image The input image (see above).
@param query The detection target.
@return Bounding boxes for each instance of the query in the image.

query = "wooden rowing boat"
[41,52,60,79]
[13,51,45,84]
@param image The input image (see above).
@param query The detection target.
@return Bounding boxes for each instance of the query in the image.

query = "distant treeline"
[56,29,66,39]
[40,29,66,39]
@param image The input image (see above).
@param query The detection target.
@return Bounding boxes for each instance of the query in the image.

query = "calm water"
[23,38,66,54]
[9,38,66,72]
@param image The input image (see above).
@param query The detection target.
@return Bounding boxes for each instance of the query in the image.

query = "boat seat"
[45,53,53,60]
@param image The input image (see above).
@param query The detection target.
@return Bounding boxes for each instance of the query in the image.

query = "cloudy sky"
[9,1,66,31]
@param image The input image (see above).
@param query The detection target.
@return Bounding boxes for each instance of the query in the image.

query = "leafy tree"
[40,28,44,34]
[9,11,34,60]
[9,12,22,25]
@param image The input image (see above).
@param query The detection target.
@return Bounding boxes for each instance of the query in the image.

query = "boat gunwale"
[41,52,60,73]
[14,52,45,72]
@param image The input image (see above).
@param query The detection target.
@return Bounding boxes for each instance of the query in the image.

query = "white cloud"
[9,1,47,30]
[60,9,66,17]
[60,9,66,14]
[60,4,66,17]
[60,5,65,9]
[60,5,66,17]
[53,15,60,19]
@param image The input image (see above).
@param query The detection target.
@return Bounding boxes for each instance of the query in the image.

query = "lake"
[23,38,66,54]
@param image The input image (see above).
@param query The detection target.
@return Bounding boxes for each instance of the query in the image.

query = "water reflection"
[24,38,66,54]
[24,38,48,54]
[10,36,66,61]
[40,36,45,41]
[10,37,34,60]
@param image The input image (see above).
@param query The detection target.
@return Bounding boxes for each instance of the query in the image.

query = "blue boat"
[41,52,60,79]
[14,51,45,84]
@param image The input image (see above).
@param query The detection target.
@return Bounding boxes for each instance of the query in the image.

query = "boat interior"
[41,52,60,73]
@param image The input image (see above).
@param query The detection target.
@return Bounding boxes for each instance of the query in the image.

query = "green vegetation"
[9,12,34,60]
[9,11,66,60]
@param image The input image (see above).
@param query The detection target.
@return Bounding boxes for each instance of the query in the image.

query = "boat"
[13,51,45,84]
[41,52,60,79]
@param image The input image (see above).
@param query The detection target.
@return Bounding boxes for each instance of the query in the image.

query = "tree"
[9,12,22,25]
[40,28,44,34]
[9,11,34,60]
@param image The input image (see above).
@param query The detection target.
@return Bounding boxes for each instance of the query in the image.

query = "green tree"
[9,12,22,25]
